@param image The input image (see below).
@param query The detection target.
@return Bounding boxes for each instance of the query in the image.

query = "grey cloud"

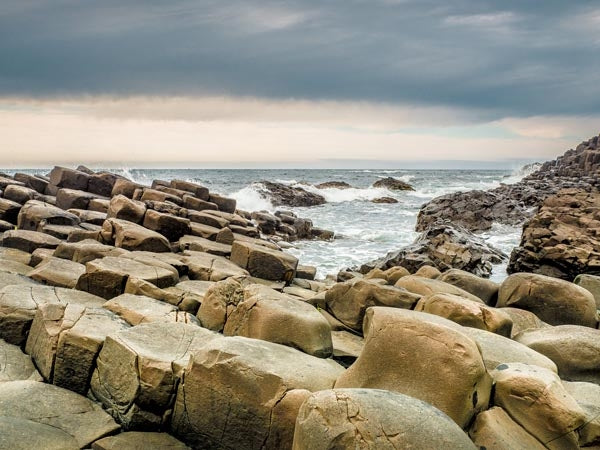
[1,0,599,118]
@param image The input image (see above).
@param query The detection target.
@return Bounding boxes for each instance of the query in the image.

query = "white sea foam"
[298,183,394,203]
[230,185,274,212]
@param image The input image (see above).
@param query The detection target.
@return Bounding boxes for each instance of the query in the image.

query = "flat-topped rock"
[230,240,298,282]
[54,239,127,264]
[0,284,105,345]
[179,235,231,256]
[0,380,119,448]
[185,251,249,281]
[92,432,190,450]
[48,166,91,191]
[143,209,191,242]
[28,256,86,288]
[2,229,62,253]
[17,200,80,230]
[469,407,546,450]
[56,188,101,210]
[103,293,199,326]
[91,322,219,429]
[76,256,179,299]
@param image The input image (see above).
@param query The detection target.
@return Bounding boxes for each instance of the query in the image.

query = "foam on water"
[230,185,274,212]
[298,183,393,203]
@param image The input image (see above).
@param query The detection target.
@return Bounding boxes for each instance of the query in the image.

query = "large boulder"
[469,407,546,450]
[514,325,600,384]
[415,293,513,336]
[111,178,144,198]
[3,184,40,204]
[358,221,506,278]
[76,256,178,299]
[170,179,209,200]
[171,336,345,449]
[0,198,23,224]
[335,307,492,428]
[101,218,171,252]
[224,285,333,358]
[2,229,62,253]
[0,338,42,382]
[55,188,99,210]
[508,189,600,280]
[17,200,79,230]
[0,380,119,448]
[574,273,600,309]
[208,193,237,213]
[0,284,105,345]
[495,306,549,338]
[179,235,231,256]
[13,172,48,193]
[91,323,219,429]
[372,176,415,191]
[25,303,130,394]
[106,194,147,224]
[230,241,298,282]
[103,293,199,326]
[54,239,126,264]
[497,273,598,327]
[492,363,587,449]
[324,279,420,331]
[196,278,245,331]
[293,389,476,450]
[0,417,79,450]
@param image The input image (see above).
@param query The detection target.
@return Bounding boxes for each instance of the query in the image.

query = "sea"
[4,167,534,282]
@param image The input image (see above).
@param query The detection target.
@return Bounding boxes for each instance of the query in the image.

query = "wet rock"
[314,181,352,189]
[335,307,492,428]
[294,389,476,450]
[258,181,326,207]
[0,380,120,448]
[497,273,598,327]
[171,336,344,449]
[91,322,219,429]
[359,221,506,278]
[372,177,414,191]
[371,196,398,203]
[508,189,600,280]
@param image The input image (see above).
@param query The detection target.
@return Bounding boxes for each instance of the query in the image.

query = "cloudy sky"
[1,0,598,168]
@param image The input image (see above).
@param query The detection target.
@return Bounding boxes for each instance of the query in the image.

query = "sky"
[0,0,599,168]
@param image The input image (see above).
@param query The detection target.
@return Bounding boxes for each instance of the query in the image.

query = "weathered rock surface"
[17,200,79,230]
[257,181,326,207]
[91,322,218,429]
[103,293,199,326]
[508,189,600,279]
[562,381,600,446]
[26,303,130,394]
[335,307,492,428]
[101,218,171,252]
[469,407,546,450]
[0,380,120,448]
[0,339,42,382]
[2,229,62,253]
[224,285,333,357]
[28,256,86,288]
[171,336,344,449]
[574,273,600,309]
[185,251,249,281]
[497,272,598,327]
[0,285,105,345]
[358,221,506,278]
[0,417,79,450]
[492,363,587,449]
[325,279,420,331]
[106,194,147,224]
[395,275,484,303]
[514,325,600,384]
[438,268,499,305]
[293,389,476,450]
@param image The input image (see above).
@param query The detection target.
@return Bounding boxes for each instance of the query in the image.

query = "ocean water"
[6,167,530,282]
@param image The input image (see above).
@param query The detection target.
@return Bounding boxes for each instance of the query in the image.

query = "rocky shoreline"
[0,150,599,449]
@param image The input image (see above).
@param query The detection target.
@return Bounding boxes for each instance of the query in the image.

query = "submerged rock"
[358,221,506,278]
[372,177,414,191]
[314,181,352,189]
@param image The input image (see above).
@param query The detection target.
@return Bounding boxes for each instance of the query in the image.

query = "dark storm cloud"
[1,0,599,118]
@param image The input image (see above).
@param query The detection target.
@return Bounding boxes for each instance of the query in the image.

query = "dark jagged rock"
[257,181,326,207]
[358,221,506,278]
[417,133,600,232]
[372,177,415,191]
[372,196,398,204]
[508,188,600,280]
